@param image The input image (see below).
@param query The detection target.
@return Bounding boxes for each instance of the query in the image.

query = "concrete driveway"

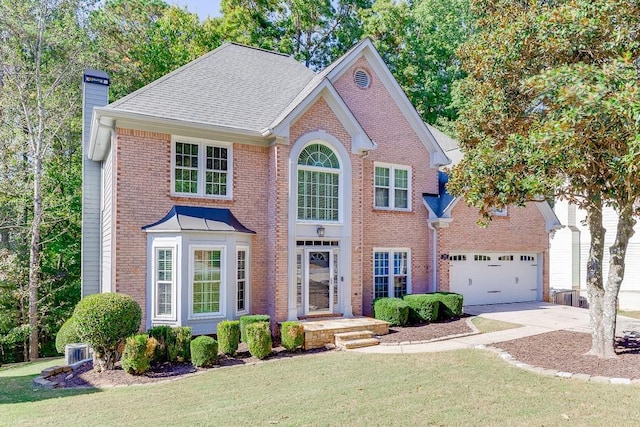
[354,302,640,354]
[465,301,640,335]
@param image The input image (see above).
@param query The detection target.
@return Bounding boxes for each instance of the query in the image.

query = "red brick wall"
[112,128,271,326]
[437,202,550,301]
[332,56,439,314]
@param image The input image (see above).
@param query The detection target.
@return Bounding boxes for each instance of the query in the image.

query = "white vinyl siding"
[374,163,411,210]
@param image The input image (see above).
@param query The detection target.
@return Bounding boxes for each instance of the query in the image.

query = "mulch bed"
[48,342,331,389]
[377,317,474,344]
[497,330,640,379]
[47,319,640,388]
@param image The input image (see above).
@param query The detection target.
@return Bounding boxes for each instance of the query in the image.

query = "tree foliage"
[448,0,640,358]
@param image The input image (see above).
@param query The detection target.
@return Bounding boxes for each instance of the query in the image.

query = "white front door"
[296,248,339,315]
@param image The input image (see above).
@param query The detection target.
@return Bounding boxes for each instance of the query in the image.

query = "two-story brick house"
[81,39,560,334]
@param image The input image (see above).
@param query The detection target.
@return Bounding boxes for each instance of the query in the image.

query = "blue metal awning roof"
[142,205,256,234]
[423,171,456,218]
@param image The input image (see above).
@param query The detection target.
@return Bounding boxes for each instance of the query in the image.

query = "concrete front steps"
[334,331,380,350]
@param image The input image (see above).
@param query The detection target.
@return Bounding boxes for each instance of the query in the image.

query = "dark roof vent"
[354,69,370,89]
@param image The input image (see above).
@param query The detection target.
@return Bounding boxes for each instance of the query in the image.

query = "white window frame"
[236,246,250,315]
[296,142,343,223]
[374,162,411,211]
[151,245,177,321]
[373,248,411,299]
[171,136,233,200]
[189,245,226,319]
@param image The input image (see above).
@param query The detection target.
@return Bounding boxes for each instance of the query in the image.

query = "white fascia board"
[268,82,376,154]
[442,196,460,218]
[535,200,563,233]
[88,107,268,161]
[325,39,449,168]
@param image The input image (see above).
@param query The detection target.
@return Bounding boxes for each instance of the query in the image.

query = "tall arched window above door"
[297,143,341,221]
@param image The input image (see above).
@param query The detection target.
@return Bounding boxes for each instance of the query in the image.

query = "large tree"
[0,0,92,360]
[362,0,473,124]
[448,0,640,358]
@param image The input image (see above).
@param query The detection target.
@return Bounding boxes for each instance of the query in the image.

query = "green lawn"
[4,350,640,426]
[618,310,640,320]
[471,316,522,333]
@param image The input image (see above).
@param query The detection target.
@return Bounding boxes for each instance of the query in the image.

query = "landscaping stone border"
[33,358,93,389]
[378,317,481,346]
[477,344,640,386]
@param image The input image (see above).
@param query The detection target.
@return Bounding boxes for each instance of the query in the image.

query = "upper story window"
[297,143,340,221]
[492,206,508,216]
[374,163,410,210]
[172,139,232,198]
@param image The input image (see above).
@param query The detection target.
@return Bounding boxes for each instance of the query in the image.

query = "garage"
[449,253,540,305]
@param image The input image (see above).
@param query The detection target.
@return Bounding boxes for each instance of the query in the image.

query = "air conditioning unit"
[65,343,89,365]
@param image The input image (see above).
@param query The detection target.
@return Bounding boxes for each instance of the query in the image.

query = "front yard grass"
[4,350,640,426]
[618,310,640,320]
[471,316,522,333]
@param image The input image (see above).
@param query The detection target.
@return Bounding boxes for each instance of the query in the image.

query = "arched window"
[297,143,340,221]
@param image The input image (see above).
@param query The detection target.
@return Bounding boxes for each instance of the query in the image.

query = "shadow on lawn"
[0,373,99,405]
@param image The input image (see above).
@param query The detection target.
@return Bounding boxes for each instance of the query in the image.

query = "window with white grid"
[173,138,232,198]
[192,249,222,316]
[297,143,340,221]
[155,248,174,317]
[236,248,248,313]
[374,249,410,298]
[374,163,410,210]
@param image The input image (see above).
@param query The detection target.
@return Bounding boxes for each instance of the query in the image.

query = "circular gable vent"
[354,69,371,89]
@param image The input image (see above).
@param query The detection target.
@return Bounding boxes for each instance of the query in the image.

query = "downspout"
[428,221,438,292]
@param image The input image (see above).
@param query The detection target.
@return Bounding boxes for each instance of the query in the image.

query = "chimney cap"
[83,69,109,86]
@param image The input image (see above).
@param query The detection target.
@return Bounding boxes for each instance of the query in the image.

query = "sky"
[168,0,223,19]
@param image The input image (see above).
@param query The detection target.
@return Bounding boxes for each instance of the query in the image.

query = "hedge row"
[373,292,463,325]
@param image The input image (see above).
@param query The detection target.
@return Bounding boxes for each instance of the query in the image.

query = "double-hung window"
[374,164,410,210]
[374,249,410,299]
[236,248,248,314]
[192,248,223,317]
[154,248,174,318]
[173,139,232,198]
[297,143,340,221]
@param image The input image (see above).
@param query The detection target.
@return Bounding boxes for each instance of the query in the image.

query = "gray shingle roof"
[107,43,315,133]
[423,171,456,218]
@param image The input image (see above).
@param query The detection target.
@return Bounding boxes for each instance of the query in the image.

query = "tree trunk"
[601,204,636,358]
[28,153,43,361]
[584,200,607,357]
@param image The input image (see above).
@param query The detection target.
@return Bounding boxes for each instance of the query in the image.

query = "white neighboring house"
[550,200,640,310]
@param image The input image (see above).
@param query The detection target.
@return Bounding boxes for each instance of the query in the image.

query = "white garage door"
[449,253,540,305]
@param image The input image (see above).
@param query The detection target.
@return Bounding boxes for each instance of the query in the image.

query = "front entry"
[296,246,339,316]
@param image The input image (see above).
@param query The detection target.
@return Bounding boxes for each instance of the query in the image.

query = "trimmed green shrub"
[403,294,440,324]
[122,334,156,375]
[55,316,80,354]
[245,322,272,359]
[372,298,410,326]
[280,321,304,352]
[168,326,192,362]
[217,320,240,355]
[433,292,464,320]
[147,325,173,363]
[190,336,218,368]
[240,315,270,342]
[73,293,142,371]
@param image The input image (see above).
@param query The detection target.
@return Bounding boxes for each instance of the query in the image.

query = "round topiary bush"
[280,321,304,352]
[245,321,272,360]
[190,336,218,367]
[55,316,80,354]
[240,314,270,343]
[122,334,156,375]
[217,320,240,355]
[73,293,142,371]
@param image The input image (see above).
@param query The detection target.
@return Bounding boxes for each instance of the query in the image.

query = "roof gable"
[106,43,315,134]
